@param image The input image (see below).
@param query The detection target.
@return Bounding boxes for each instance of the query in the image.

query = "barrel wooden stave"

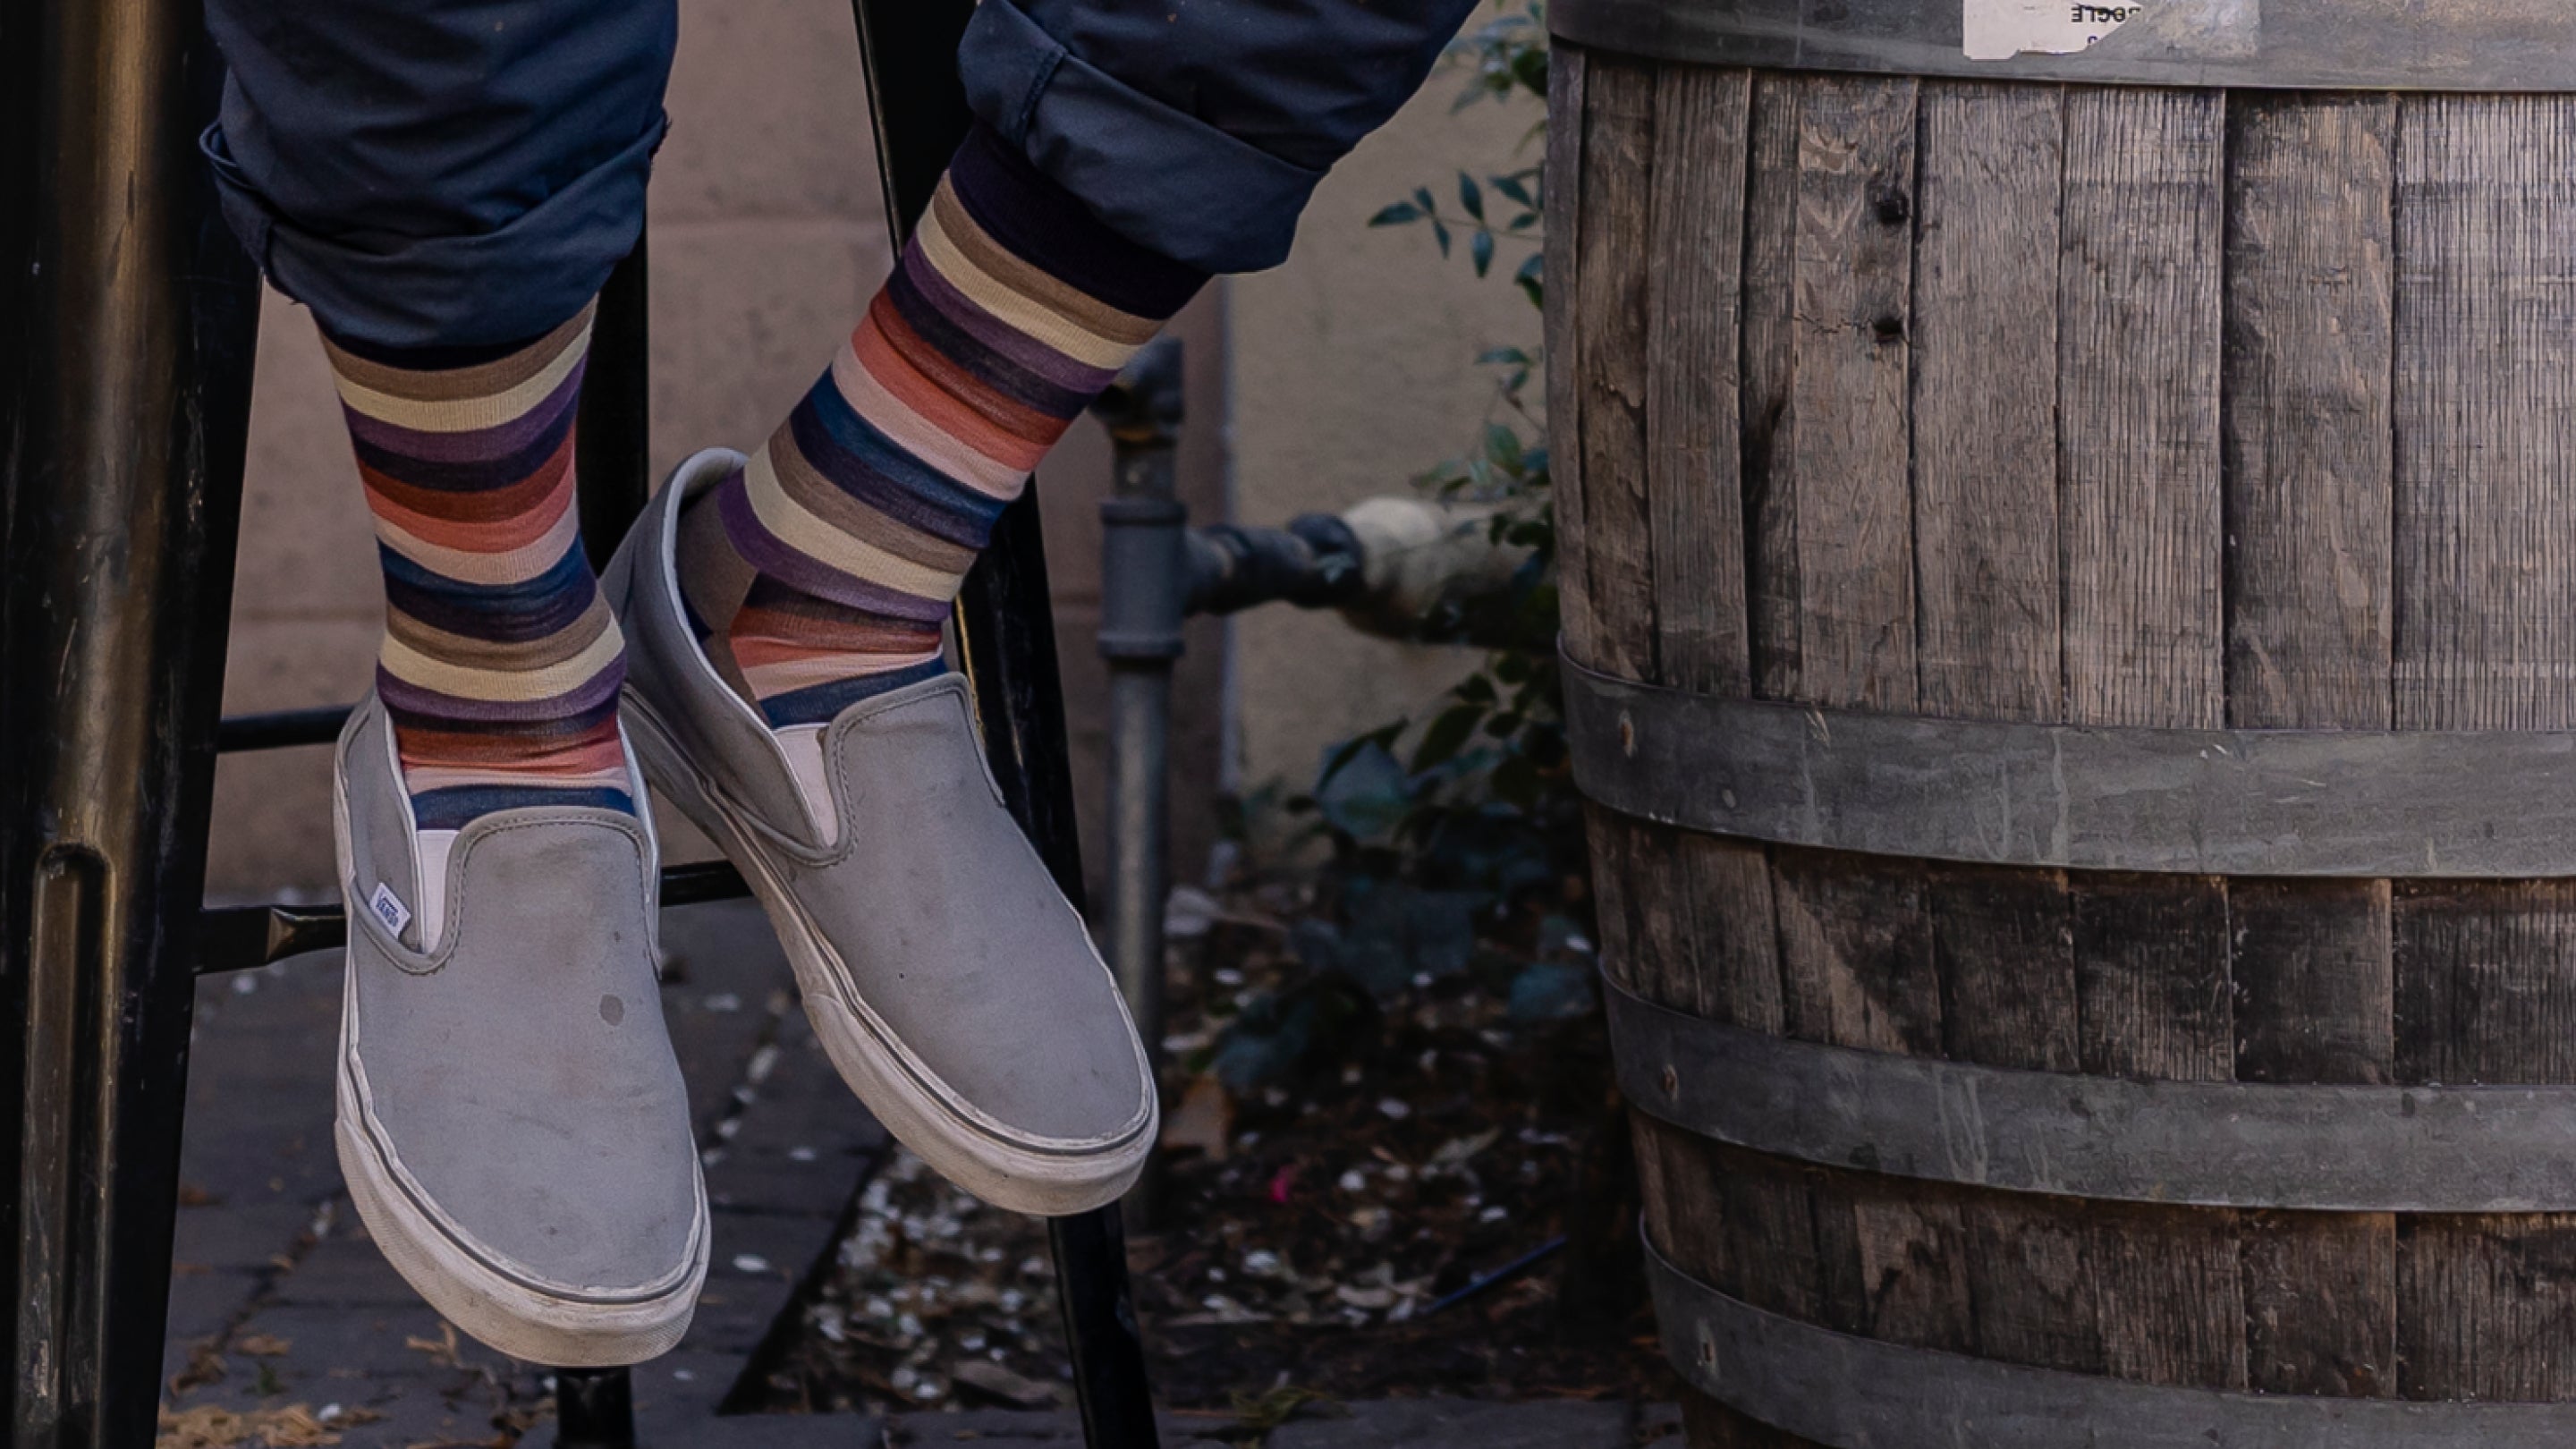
[1555,44,2576,1443]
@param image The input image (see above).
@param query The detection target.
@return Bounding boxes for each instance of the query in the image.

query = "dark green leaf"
[1432,218,1453,258]
[1413,702,1487,773]
[1320,721,1407,787]
[1513,250,1546,308]
[1492,173,1536,208]
[1471,228,1496,276]
[1458,171,1486,221]
[1368,201,1423,227]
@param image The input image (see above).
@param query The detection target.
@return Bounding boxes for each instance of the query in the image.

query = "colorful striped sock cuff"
[689,124,1208,728]
[325,303,635,830]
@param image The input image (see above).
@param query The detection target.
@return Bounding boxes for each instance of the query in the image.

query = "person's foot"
[606,449,1157,1216]
[332,697,707,1364]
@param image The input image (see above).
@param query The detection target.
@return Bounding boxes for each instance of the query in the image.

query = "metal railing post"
[0,0,263,1440]
[847,0,1164,1441]
[555,1366,639,1448]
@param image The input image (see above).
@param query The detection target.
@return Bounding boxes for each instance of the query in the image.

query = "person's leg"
[206,0,672,832]
[676,0,1480,717]
[672,126,1204,724]
[201,0,705,1365]
[614,0,1483,1216]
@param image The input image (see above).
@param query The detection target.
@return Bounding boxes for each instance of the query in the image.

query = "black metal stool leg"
[0,0,263,1441]
[848,2,1164,1444]
[579,239,657,571]
[555,1366,639,1448]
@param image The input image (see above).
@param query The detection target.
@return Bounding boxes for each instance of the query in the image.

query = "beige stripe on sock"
[928,182,1161,345]
[917,206,1144,372]
[743,446,965,602]
[386,594,617,675]
[332,319,593,434]
[380,621,626,703]
[320,305,594,403]
[741,646,945,698]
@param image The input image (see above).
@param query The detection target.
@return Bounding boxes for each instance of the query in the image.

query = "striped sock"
[326,304,635,832]
[676,124,1206,727]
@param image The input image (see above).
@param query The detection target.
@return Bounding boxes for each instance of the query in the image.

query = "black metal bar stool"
[0,0,1160,1440]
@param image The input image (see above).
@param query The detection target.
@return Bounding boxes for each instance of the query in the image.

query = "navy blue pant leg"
[203,0,1474,346]
[203,0,677,352]
[961,0,1486,272]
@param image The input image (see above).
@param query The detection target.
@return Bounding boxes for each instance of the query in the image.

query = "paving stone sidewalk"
[161,899,1671,1447]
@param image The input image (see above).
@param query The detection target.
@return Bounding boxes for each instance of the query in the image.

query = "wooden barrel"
[1545,4,2576,1444]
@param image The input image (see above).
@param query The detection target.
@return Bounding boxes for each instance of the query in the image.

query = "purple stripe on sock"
[715,469,953,623]
[340,359,587,467]
[375,657,627,727]
[899,245,1118,395]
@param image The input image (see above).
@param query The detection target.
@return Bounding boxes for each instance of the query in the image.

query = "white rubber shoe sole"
[330,765,708,1367]
[624,699,1153,1218]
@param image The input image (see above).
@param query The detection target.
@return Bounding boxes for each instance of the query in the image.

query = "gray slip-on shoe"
[604,448,1157,1217]
[332,697,708,1365]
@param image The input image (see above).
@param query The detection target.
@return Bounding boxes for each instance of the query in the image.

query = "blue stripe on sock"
[409,784,636,830]
[758,659,949,728]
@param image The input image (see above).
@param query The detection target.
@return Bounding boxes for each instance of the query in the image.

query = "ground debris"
[753,872,1672,1414]
[155,1402,367,1449]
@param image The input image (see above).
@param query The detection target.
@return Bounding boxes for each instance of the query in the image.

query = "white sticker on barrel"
[1963,0,2146,59]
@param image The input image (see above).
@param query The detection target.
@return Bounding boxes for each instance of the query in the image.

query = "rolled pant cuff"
[960,0,1323,275]
[200,115,666,354]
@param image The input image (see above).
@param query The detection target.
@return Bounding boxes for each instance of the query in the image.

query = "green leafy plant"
[1310,1,1567,899]
[1366,2,1549,302]
[1233,5,1583,1058]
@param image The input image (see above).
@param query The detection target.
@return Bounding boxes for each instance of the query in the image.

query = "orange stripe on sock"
[358,432,576,526]
[853,299,1058,468]
[367,467,577,555]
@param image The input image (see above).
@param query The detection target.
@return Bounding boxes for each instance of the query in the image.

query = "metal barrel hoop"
[1567,647,2576,1439]
[1645,1237,2576,1449]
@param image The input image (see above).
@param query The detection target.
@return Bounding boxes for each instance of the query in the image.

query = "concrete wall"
[1223,64,1546,801]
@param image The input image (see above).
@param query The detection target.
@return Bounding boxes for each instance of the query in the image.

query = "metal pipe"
[0,0,263,1438]
[1183,500,1539,646]
[847,1,1162,1441]
[1093,337,1186,1230]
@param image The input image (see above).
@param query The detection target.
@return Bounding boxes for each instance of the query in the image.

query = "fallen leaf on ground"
[167,1340,226,1395]
[952,1357,1072,1408]
[235,1335,292,1357]
[1159,1076,1233,1162]
[402,1322,463,1368]
[155,1402,340,1448]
